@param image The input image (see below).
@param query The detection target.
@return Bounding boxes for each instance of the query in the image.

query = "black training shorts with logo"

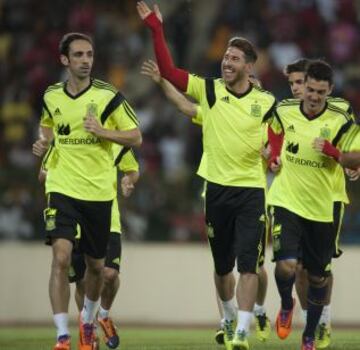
[271,205,336,277]
[44,192,112,259]
[205,181,265,276]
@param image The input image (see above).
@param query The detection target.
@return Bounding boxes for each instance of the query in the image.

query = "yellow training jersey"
[40,79,139,201]
[111,146,139,234]
[267,99,352,222]
[186,74,276,188]
[327,97,355,204]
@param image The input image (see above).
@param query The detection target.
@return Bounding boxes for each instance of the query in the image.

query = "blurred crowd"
[1,0,360,243]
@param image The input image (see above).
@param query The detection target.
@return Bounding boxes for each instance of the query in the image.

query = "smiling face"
[221,46,252,86]
[60,39,94,80]
[288,71,305,99]
[303,77,333,115]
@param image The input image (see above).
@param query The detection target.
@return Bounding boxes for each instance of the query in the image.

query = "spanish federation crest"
[86,102,98,117]
[251,104,262,118]
[320,126,331,140]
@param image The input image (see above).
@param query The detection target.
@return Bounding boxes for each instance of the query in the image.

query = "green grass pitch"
[0,327,359,349]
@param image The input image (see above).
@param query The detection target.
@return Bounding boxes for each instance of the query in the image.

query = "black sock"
[303,284,328,338]
[275,274,295,310]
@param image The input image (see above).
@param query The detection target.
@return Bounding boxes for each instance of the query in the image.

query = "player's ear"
[328,83,334,96]
[60,54,69,67]
[245,62,253,75]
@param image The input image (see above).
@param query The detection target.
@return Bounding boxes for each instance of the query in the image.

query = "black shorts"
[271,206,336,277]
[296,201,345,261]
[69,232,122,283]
[44,192,112,259]
[205,182,265,275]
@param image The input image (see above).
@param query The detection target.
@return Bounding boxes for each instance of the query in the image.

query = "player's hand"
[261,144,271,160]
[141,59,161,83]
[121,175,135,197]
[312,137,325,153]
[136,1,162,23]
[269,156,281,173]
[84,116,104,137]
[345,168,360,181]
[32,138,50,157]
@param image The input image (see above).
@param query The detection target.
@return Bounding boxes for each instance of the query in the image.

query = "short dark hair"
[228,37,258,63]
[305,59,333,85]
[284,58,310,75]
[59,32,93,56]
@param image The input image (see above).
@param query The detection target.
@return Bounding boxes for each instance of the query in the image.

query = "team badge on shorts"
[206,222,215,238]
[272,223,282,252]
[44,208,57,231]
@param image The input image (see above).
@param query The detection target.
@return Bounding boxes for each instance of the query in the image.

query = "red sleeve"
[322,140,341,162]
[144,13,188,91]
[268,126,284,163]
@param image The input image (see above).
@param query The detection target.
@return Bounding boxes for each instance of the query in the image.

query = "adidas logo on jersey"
[287,125,295,132]
[54,107,62,116]
[221,96,230,103]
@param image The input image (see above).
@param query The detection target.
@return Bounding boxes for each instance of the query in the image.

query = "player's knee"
[86,260,105,277]
[53,251,71,271]
[276,260,297,279]
[308,274,327,288]
[104,267,119,284]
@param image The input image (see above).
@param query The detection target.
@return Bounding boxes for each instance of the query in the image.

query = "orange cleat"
[276,298,296,340]
[302,336,315,350]
[53,335,71,350]
[98,317,120,349]
[78,316,95,350]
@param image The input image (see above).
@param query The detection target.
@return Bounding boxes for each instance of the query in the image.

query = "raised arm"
[141,59,197,118]
[136,1,189,91]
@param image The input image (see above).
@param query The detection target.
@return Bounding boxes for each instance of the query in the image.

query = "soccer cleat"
[214,327,225,345]
[92,325,100,350]
[78,316,95,350]
[315,323,331,349]
[54,335,71,350]
[223,319,236,350]
[98,317,120,349]
[302,336,316,350]
[254,313,271,342]
[276,298,296,340]
[232,330,249,350]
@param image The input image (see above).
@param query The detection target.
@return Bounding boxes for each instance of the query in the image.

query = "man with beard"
[137,3,276,349]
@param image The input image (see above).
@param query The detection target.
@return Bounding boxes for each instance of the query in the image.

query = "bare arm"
[83,118,142,147]
[32,126,54,157]
[339,152,360,169]
[141,60,197,118]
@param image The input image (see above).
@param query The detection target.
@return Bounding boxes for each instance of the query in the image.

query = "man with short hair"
[32,32,141,350]
[283,58,356,349]
[268,60,353,350]
[137,3,276,349]
[141,60,271,345]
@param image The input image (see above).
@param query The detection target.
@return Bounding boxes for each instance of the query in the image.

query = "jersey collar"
[64,78,93,99]
[226,82,253,99]
[300,101,328,121]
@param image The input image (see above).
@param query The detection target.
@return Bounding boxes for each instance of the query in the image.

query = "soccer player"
[267,60,353,350]
[141,59,271,344]
[32,32,141,350]
[284,58,356,349]
[137,3,276,349]
[70,147,139,350]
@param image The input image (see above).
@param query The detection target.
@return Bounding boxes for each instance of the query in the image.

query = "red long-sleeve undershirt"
[144,13,188,92]
[267,126,284,165]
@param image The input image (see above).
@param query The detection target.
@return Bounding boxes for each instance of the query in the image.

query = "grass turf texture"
[0,327,359,350]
